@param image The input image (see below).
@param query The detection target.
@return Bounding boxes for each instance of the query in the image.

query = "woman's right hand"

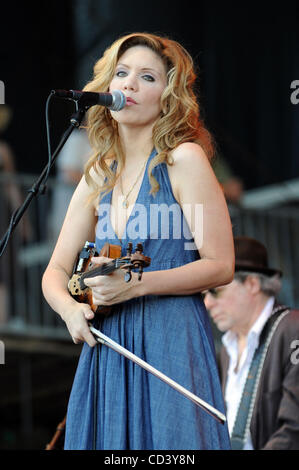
[62,303,98,347]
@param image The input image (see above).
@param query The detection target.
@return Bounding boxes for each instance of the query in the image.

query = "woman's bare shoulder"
[169,142,214,185]
[171,142,210,166]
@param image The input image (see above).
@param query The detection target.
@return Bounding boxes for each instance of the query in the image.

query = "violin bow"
[89,325,226,425]
[72,241,226,424]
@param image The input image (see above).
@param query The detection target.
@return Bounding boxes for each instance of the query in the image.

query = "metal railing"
[0,173,298,340]
[229,204,299,308]
[0,173,69,339]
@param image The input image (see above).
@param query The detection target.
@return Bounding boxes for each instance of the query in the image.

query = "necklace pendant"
[122,199,129,209]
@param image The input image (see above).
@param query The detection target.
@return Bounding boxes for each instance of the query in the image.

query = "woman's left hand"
[83,256,140,306]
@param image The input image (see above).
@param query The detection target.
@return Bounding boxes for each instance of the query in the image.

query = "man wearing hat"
[204,236,299,450]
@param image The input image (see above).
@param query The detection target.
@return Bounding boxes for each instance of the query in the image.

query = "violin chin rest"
[68,274,86,296]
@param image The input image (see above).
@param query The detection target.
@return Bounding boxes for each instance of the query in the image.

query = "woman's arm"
[86,143,234,305]
[42,173,100,346]
[141,142,235,295]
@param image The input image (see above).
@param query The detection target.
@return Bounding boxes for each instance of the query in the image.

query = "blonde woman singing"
[42,32,234,450]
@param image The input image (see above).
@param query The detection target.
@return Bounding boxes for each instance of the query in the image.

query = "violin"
[46,239,227,450]
[67,241,151,314]
[46,241,151,450]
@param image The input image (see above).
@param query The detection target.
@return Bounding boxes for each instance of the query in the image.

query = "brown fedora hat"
[234,236,282,277]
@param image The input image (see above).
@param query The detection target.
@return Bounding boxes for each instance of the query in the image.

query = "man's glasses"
[202,288,222,299]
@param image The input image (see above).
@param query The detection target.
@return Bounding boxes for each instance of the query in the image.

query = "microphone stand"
[0,103,86,258]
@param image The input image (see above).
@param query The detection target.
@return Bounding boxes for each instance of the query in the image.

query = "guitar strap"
[230,305,290,450]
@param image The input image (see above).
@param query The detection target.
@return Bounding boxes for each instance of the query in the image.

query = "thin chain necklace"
[120,158,147,209]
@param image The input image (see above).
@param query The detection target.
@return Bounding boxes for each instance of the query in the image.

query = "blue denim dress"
[64,149,231,450]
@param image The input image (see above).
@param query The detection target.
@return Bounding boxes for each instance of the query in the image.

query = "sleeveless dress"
[64,149,231,450]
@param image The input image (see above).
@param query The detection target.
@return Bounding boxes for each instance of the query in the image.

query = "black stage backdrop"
[1,0,299,188]
[0,0,299,451]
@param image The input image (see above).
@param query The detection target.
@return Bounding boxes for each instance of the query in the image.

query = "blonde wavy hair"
[83,32,214,202]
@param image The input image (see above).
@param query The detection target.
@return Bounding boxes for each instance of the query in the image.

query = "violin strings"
[80,259,129,280]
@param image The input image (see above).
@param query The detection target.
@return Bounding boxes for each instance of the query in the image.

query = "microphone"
[51,89,126,111]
